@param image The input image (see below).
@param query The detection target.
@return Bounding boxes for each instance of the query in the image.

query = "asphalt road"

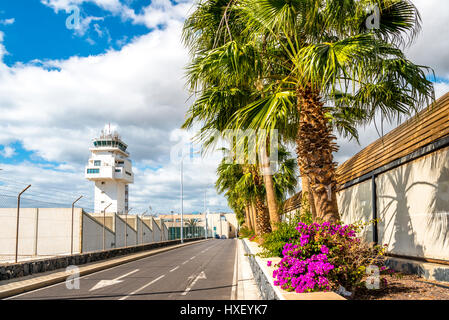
[8,239,238,300]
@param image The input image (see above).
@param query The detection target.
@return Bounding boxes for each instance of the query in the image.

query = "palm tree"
[182,0,388,224]
[216,146,297,236]
[182,1,284,227]
[229,0,434,222]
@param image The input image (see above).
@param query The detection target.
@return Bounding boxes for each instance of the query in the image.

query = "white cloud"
[0,18,15,26]
[0,6,229,213]
[130,0,194,29]
[0,145,16,158]
[405,0,449,80]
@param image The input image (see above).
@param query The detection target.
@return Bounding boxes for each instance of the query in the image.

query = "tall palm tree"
[182,1,284,227]
[182,0,387,224]
[216,146,297,236]
[230,0,434,222]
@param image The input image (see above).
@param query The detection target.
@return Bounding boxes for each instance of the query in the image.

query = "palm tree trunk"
[300,170,317,220]
[260,148,280,230]
[254,197,272,236]
[245,205,253,230]
[296,86,340,222]
[250,203,259,235]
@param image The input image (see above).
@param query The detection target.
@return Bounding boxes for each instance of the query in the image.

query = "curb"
[241,238,345,300]
[0,239,210,299]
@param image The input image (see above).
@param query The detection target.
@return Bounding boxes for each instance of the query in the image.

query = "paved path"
[7,239,251,300]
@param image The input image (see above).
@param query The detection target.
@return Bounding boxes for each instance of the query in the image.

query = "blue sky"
[0,0,150,66]
[0,0,229,213]
[0,0,448,213]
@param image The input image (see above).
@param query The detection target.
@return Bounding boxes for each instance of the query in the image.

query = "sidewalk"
[236,239,261,300]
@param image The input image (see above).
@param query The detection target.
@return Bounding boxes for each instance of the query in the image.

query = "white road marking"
[181,271,207,296]
[182,260,189,265]
[169,266,179,273]
[190,256,196,260]
[90,269,139,291]
[118,274,166,300]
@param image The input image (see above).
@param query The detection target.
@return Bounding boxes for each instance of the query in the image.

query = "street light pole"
[15,185,31,263]
[204,189,207,239]
[71,195,83,255]
[181,155,184,243]
[103,203,112,251]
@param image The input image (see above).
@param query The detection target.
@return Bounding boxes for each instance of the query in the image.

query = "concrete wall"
[338,179,374,243]
[81,212,115,252]
[152,218,162,242]
[117,214,137,247]
[337,146,449,261]
[0,208,82,258]
[136,216,153,245]
[0,208,173,261]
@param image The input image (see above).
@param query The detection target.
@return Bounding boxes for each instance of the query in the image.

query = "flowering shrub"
[259,211,312,258]
[271,221,386,294]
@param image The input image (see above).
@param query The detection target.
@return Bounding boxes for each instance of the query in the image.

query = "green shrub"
[259,196,314,258]
[238,226,254,239]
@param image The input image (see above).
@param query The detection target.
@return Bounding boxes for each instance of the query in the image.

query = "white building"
[85,127,134,214]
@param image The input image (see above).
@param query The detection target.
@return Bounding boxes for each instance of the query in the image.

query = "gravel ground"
[353,273,449,300]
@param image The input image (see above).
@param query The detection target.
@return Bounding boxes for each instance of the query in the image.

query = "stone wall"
[0,237,203,281]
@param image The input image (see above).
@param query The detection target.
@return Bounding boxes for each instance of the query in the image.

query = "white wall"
[152,218,162,242]
[0,208,82,258]
[0,208,172,259]
[136,217,153,245]
[337,146,449,261]
[82,212,115,252]
[337,179,374,243]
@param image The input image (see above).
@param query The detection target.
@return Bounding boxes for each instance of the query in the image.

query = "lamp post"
[103,203,112,251]
[204,189,208,239]
[181,154,184,243]
[15,185,31,263]
[71,195,83,255]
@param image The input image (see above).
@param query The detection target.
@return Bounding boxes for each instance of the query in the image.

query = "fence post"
[71,196,83,255]
[15,185,31,263]
[372,175,378,244]
[103,203,112,251]
[34,208,39,257]
[160,220,163,242]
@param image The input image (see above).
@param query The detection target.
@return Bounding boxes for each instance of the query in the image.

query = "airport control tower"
[85,126,134,213]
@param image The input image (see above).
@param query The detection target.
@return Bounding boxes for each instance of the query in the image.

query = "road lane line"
[118,274,166,300]
[182,260,189,265]
[190,256,196,260]
[181,271,207,296]
[90,269,140,292]
[169,266,179,273]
